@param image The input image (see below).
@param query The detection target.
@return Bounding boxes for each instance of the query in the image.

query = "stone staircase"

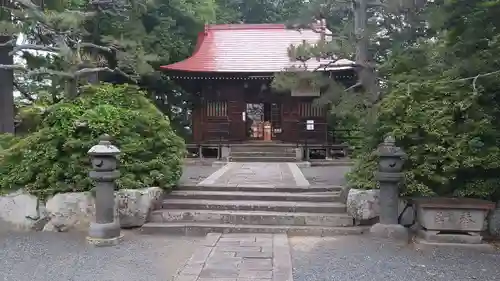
[229,143,297,162]
[141,183,365,236]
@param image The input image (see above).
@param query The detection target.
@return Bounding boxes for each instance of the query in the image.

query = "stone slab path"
[198,163,309,187]
[173,233,293,281]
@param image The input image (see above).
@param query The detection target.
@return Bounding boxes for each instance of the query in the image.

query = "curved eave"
[158,23,358,73]
[160,62,358,73]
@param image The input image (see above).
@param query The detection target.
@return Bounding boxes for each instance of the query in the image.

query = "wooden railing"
[202,122,230,142]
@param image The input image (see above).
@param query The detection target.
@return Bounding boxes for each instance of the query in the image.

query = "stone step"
[309,160,354,167]
[177,184,344,193]
[161,199,346,213]
[149,209,354,227]
[168,190,341,202]
[230,151,297,157]
[230,156,297,162]
[140,222,368,236]
[230,146,296,153]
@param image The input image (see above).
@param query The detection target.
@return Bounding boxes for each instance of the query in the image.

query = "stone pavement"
[198,162,309,187]
[173,233,293,281]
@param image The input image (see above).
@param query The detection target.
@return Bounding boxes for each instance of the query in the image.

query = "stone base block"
[417,229,483,244]
[413,237,496,253]
[212,161,229,168]
[294,161,311,168]
[86,234,124,247]
[370,223,409,242]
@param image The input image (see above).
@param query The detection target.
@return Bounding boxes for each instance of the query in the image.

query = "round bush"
[0,83,185,196]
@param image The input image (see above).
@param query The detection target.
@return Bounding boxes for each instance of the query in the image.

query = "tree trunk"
[0,35,15,134]
[87,3,100,85]
[66,78,78,99]
[353,0,379,102]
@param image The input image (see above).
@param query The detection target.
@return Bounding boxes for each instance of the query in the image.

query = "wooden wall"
[191,79,328,144]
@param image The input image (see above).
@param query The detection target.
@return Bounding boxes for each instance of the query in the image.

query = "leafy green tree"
[213,0,306,23]
[348,0,500,200]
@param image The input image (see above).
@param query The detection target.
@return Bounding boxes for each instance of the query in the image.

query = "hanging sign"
[306,120,314,131]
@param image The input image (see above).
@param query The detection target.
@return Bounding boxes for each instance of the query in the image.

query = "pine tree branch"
[79,42,114,53]
[345,82,362,91]
[113,67,138,83]
[367,0,389,8]
[74,66,138,84]
[13,81,35,102]
[0,64,72,78]
[74,67,113,76]
[287,22,347,40]
[0,64,27,71]
[0,38,17,47]
[9,44,60,55]
[313,60,358,72]
[309,26,347,40]
[28,68,73,78]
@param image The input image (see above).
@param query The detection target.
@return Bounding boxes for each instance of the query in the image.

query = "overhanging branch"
[113,67,138,83]
[79,43,114,53]
[0,64,72,78]
[74,67,113,76]
[13,81,35,102]
[313,60,358,72]
[367,0,389,8]
[9,44,60,55]
[0,38,17,48]
[0,64,27,71]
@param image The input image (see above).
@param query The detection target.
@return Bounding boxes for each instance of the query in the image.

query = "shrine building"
[160,23,357,161]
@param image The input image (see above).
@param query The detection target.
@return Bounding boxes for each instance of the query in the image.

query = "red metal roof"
[160,24,355,73]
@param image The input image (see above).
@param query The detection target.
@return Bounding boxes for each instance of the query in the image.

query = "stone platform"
[198,162,309,187]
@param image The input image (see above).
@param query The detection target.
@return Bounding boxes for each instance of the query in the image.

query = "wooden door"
[281,100,299,143]
[228,100,246,141]
[270,103,282,140]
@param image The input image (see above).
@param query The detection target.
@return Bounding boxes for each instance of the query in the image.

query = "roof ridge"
[205,23,286,31]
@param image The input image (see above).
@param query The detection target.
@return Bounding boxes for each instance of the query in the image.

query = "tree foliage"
[0,0,308,194]
[347,0,500,200]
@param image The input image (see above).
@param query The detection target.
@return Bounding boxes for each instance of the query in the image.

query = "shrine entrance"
[246,103,264,140]
[245,102,282,140]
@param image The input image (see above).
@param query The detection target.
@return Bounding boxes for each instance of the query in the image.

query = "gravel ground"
[178,164,220,185]
[290,235,500,281]
[300,166,351,186]
[0,230,200,281]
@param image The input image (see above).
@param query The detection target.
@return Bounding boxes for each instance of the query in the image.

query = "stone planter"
[413,197,495,244]
[488,200,500,238]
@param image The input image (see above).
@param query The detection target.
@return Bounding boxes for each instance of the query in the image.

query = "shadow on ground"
[290,235,500,281]
[0,230,200,281]
[179,165,220,185]
[300,166,351,186]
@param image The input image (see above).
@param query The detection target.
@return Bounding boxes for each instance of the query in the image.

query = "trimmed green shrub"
[346,81,500,199]
[0,83,185,197]
[0,134,18,150]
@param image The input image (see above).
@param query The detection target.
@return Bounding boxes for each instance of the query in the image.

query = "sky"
[13,33,49,98]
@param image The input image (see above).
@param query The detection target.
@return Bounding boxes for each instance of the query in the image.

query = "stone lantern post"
[86,134,122,246]
[370,135,409,241]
